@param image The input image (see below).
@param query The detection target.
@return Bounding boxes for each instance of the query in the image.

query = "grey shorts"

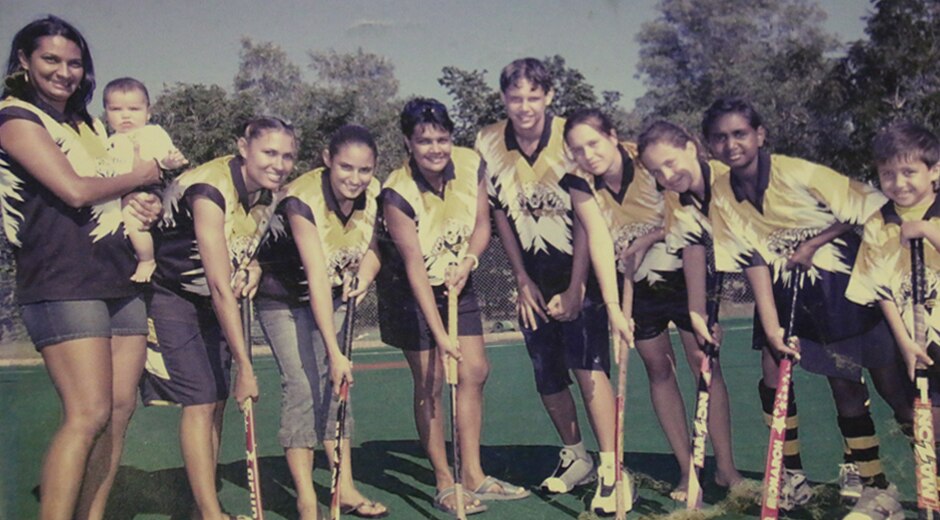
[257,300,353,449]
[21,295,147,350]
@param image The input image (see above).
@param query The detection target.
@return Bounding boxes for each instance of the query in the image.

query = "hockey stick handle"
[240,299,264,519]
[331,278,359,520]
[445,263,465,519]
[760,267,802,519]
[614,334,628,519]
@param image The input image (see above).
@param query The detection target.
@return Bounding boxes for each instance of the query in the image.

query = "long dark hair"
[3,15,96,127]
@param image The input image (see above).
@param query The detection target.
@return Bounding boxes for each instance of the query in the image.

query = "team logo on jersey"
[430,217,471,264]
[516,182,566,220]
[766,227,824,259]
[900,268,939,313]
[329,247,362,286]
[612,222,660,273]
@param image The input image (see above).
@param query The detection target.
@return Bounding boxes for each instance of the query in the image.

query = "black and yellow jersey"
[475,115,582,296]
[257,167,380,305]
[847,198,940,349]
[0,96,136,303]
[562,142,676,285]
[381,146,482,286]
[663,160,729,255]
[153,155,275,299]
[712,151,886,343]
[712,151,885,280]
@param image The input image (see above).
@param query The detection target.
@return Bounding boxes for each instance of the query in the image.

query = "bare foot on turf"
[715,468,745,488]
[670,474,689,502]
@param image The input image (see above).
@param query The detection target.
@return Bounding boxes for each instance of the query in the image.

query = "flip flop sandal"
[472,475,531,501]
[434,485,488,516]
[341,500,390,518]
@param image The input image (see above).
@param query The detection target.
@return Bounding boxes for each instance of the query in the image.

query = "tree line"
[0,0,936,341]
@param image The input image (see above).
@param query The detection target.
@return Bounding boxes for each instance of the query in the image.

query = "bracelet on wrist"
[463,253,480,271]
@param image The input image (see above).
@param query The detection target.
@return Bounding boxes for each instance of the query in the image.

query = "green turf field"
[0,318,926,518]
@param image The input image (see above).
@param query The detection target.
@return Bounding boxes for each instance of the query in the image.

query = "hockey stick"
[912,238,939,517]
[446,263,466,519]
[614,332,630,520]
[236,195,281,520]
[686,272,724,510]
[242,299,265,520]
[330,278,359,520]
[760,267,803,519]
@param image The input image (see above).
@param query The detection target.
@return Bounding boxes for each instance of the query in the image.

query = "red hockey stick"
[760,267,803,519]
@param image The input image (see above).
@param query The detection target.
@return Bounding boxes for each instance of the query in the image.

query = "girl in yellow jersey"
[563,110,739,508]
[142,117,296,520]
[377,98,528,515]
[255,125,386,519]
[704,97,912,517]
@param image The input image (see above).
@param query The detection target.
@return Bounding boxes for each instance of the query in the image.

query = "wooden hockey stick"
[242,300,264,520]
[446,263,466,519]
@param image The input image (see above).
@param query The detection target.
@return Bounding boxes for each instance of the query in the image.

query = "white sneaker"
[778,469,813,511]
[843,484,903,520]
[591,469,636,515]
[540,448,596,493]
[839,463,863,501]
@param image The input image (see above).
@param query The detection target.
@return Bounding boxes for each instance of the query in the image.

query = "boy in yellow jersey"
[847,122,940,519]
[475,58,627,512]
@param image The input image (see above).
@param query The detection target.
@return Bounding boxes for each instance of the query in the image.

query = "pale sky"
[0,0,873,110]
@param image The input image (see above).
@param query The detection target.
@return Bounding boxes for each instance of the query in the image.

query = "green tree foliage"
[811,0,940,179]
[437,66,503,147]
[150,83,257,168]
[633,0,838,158]
[438,55,627,147]
[233,37,305,119]
[0,232,20,342]
[307,49,403,178]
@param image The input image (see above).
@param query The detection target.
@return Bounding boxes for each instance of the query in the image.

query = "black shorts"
[631,275,692,341]
[520,296,610,395]
[797,320,900,381]
[139,286,232,406]
[378,275,483,351]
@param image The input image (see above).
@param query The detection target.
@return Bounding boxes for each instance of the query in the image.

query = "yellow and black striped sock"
[838,413,887,489]
[759,378,802,470]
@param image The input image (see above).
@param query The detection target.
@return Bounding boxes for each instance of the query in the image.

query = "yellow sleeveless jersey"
[382,146,482,286]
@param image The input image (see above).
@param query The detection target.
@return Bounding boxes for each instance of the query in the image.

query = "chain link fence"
[351,237,755,341]
[0,235,755,349]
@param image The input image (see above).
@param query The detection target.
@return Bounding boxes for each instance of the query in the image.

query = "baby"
[103,77,187,282]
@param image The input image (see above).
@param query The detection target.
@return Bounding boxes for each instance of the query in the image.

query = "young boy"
[474,57,634,514]
[847,121,940,515]
[103,77,187,282]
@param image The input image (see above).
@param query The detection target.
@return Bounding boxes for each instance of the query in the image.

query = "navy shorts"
[522,296,610,395]
[797,319,899,382]
[378,276,484,351]
[21,295,147,350]
[139,286,232,406]
[631,277,692,341]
